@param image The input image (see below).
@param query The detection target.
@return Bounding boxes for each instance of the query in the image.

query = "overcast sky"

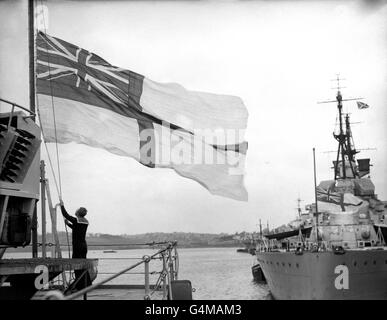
[1,0,386,235]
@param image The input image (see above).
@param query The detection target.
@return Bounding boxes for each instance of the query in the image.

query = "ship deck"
[0,258,98,299]
[72,284,164,300]
[0,258,98,275]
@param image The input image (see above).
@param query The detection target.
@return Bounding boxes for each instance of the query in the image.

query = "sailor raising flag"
[36,32,249,201]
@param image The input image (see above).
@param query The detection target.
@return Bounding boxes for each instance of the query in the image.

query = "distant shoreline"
[3,231,251,253]
[5,243,244,253]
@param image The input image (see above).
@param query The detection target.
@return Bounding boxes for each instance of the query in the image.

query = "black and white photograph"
[0,0,386,308]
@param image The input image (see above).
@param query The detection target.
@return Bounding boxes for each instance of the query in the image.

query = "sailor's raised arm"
[59,199,77,224]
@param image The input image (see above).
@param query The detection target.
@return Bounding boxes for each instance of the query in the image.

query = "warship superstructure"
[255,84,387,299]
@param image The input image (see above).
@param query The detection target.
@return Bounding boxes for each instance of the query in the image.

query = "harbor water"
[4,247,272,300]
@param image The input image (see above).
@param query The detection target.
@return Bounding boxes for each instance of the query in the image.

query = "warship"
[254,83,387,299]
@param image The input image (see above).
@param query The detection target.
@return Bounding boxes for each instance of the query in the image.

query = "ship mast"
[344,113,359,176]
[318,76,370,181]
[313,148,319,244]
[325,75,363,181]
[28,0,39,258]
[29,0,35,118]
[259,219,262,238]
[296,197,302,219]
[332,76,349,180]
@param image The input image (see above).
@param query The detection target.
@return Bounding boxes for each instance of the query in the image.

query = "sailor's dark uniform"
[60,205,91,290]
[60,205,89,258]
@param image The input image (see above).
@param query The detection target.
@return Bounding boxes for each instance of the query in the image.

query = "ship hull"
[256,249,387,299]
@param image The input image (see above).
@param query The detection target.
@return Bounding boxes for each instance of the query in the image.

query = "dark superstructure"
[254,81,387,299]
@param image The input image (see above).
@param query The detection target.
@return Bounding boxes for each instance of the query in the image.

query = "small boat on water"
[251,263,266,283]
[237,247,256,255]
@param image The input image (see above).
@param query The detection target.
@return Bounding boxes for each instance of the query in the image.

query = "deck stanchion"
[162,253,168,300]
[168,247,175,282]
[143,255,150,299]
[166,248,173,300]
[174,246,179,280]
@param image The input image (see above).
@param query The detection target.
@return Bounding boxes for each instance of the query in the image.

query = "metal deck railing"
[33,241,179,300]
